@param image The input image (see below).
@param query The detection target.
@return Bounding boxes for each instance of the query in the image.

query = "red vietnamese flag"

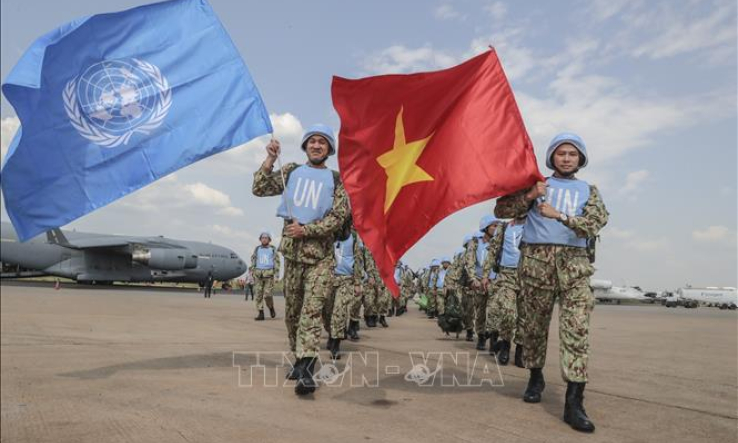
[331,50,543,296]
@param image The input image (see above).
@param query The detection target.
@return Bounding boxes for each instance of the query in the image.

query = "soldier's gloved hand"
[482,277,490,291]
[471,279,481,290]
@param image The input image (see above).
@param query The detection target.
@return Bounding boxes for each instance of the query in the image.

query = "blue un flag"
[1,0,273,241]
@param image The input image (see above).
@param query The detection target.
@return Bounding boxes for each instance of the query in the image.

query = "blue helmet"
[441,256,451,264]
[462,234,473,247]
[430,258,441,267]
[545,132,588,170]
[301,124,336,156]
[259,231,272,240]
[473,231,485,239]
[479,214,498,232]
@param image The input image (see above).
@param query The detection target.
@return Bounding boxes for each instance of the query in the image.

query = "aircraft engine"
[132,248,198,270]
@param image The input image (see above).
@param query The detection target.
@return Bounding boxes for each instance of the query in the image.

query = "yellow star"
[376,107,434,214]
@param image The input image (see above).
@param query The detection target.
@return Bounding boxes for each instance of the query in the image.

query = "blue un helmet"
[462,234,473,247]
[430,258,441,267]
[259,231,272,240]
[479,214,498,233]
[545,132,588,170]
[301,124,337,156]
[441,256,452,264]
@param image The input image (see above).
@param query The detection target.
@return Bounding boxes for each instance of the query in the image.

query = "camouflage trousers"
[362,284,378,317]
[283,257,334,359]
[322,275,355,339]
[400,285,412,308]
[486,268,519,341]
[517,244,595,383]
[350,287,363,321]
[471,286,489,335]
[252,269,275,311]
[377,285,391,315]
[427,288,438,313]
[460,287,474,330]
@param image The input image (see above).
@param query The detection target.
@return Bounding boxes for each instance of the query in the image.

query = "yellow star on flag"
[376,107,434,214]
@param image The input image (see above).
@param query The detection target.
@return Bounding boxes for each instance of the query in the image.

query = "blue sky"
[1,0,736,291]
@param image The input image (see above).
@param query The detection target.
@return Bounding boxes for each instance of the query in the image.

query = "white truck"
[664,287,737,310]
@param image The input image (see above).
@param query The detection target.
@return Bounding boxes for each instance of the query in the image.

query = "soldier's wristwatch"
[558,213,568,222]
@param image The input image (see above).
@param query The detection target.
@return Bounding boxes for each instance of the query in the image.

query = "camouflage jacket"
[340,230,365,284]
[463,233,496,287]
[482,222,508,277]
[362,246,381,283]
[252,162,350,265]
[444,254,463,290]
[250,245,281,278]
[494,184,608,240]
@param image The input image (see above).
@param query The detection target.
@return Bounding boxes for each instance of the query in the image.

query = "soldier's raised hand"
[266,139,281,159]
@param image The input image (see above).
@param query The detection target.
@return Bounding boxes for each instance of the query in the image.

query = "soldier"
[494,133,607,432]
[460,235,476,341]
[434,257,452,314]
[362,247,380,327]
[464,216,502,350]
[482,216,526,366]
[251,232,280,320]
[426,259,441,318]
[203,270,214,299]
[325,221,364,359]
[252,124,350,396]
[399,264,415,315]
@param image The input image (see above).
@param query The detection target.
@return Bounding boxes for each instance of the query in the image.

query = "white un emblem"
[63,59,172,148]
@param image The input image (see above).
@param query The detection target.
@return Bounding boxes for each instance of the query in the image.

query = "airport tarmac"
[1,282,736,443]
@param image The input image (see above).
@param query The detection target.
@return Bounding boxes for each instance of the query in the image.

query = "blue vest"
[334,235,356,276]
[523,177,589,247]
[255,247,275,270]
[276,165,335,224]
[394,267,402,284]
[436,268,447,288]
[500,223,524,268]
[428,270,436,286]
[475,238,490,278]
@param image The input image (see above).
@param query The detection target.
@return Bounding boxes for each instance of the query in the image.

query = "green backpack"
[438,290,464,334]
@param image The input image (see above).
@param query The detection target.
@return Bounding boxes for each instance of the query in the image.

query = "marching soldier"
[325,221,364,359]
[426,259,441,318]
[464,216,502,350]
[252,124,350,396]
[460,234,475,341]
[495,132,608,432]
[362,247,381,327]
[250,232,280,320]
[482,217,525,365]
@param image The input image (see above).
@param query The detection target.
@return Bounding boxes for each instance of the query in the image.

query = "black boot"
[368,315,377,328]
[295,357,318,396]
[497,340,511,365]
[475,332,487,351]
[348,320,360,340]
[564,382,595,433]
[465,329,474,342]
[514,344,524,368]
[254,310,265,321]
[523,368,545,403]
[330,338,342,360]
[488,331,500,355]
[286,357,305,380]
[378,315,389,328]
[326,337,334,350]
[269,306,276,318]
[387,306,394,317]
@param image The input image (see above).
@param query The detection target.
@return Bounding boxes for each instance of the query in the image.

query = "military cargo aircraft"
[0,221,246,285]
[591,279,648,303]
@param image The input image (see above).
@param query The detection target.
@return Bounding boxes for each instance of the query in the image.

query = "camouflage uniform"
[250,245,280,311]
[482,223,519,341]
[400,268,415,309]
[324,230,364,339]
[377,281,392,316]
[426,267,439,314]
[252,162,350,359]
[495,186,608,382]
[362,248,380,318]
[464,237,492,336]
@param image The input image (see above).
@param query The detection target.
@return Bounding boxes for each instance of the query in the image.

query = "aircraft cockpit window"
[230,253,238,259]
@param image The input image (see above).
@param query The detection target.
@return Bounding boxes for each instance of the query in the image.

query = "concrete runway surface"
[1,282,736,443]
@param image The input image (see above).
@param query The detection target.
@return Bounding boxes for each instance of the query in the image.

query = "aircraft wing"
[46,229,186,251]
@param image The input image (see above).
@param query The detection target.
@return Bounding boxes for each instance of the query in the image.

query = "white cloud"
[184,182,231,207]
[360,45,457,75]
[1,116,20,164]
[626,238,668,252]
[434,4,465,21]
[616,170,651,198]
[692,226,733,242]
[484,2,507,21]
[607,227,635,239]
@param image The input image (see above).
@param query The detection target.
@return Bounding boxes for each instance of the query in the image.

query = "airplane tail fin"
[46,228,71,247]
